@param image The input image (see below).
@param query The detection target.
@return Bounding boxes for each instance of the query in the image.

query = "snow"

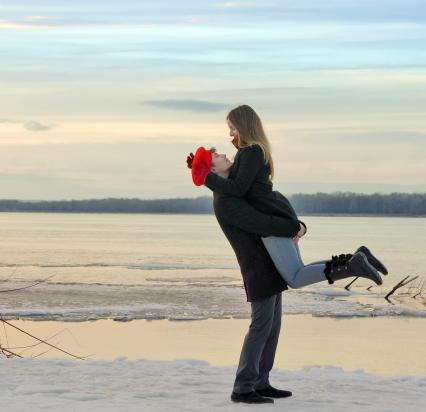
[315,288,352,297]
[1,358,424,411]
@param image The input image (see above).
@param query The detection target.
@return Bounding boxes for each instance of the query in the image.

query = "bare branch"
[8,328,68,351]
[385,276,419,302]
[0,346,23,358]
[31,345,56,358]
[344,277,359,291]
[413,279,425,299]
[0,317,86,360]
[0,274,56,293]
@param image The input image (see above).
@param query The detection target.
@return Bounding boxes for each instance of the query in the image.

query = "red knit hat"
[189,146,212,186]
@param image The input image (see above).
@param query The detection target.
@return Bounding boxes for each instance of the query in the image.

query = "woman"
[189,145,387,288]
[186,105,387,404]
[189,105,387,287]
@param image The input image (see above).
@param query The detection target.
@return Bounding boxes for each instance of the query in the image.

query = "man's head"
[189,146,233,186]
[209,147,233,176]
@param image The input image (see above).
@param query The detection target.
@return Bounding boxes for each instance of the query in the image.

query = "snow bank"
[1,358,424,411]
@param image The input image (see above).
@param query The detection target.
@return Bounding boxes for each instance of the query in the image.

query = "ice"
[1,281,425,322]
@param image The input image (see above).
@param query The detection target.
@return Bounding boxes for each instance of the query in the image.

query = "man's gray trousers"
[233,292,282,393]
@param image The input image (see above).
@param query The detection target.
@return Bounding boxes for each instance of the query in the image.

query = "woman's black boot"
[342,247,388,275]
[323,252,383,286]
[355,246,388,275]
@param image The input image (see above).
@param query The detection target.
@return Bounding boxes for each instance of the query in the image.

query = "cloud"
[25,16,51,21]
[143,99,229,112]
[221,2,260,8]
[0,20,56,29]
[1,1,426,31]
[23,121,55,132]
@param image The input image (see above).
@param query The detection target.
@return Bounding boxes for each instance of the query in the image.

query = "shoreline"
[4,314,425,377]
[0,211,425,217]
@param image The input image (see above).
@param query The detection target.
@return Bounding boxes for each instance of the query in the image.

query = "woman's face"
[211,152,232,174]
[227,118,239,146]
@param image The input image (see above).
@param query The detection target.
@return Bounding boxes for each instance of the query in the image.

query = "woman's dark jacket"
[204,144,304,302]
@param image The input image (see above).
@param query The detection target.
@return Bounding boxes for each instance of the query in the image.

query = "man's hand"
[297,223,306,238]
[293,223,306,245]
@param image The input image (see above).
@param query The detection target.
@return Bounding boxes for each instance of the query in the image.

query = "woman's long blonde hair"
[226,105,274,179]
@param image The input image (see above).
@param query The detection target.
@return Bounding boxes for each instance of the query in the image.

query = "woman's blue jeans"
[261,237,328,289]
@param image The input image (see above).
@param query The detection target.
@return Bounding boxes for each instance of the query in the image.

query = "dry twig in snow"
[385,276,419,303]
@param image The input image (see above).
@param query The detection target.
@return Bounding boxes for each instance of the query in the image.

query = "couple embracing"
[186,105,388,404]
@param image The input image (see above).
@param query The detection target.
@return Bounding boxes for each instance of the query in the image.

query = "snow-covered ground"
[1,357,424,412]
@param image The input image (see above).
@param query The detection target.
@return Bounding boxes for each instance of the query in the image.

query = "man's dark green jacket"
[204,144,304,301]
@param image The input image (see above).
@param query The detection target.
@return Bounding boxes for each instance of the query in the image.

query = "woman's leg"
[294,243,304,264]
[261,237,328,288]
[233,294,278,394]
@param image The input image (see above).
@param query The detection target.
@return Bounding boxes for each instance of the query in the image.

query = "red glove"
[186,152,195,169]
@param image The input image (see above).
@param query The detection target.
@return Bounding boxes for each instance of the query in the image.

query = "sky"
[0,0,425,200]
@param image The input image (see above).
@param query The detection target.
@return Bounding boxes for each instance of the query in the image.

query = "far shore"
[0,211,425,217]
[1,192,424,216]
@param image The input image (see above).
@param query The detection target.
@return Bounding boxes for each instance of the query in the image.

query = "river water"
[0,213,425,321]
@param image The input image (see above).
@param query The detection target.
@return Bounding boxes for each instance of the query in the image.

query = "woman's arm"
[204,145,264,197]
[217,195,300,238]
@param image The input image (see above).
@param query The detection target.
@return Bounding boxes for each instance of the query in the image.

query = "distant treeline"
[0,192,425,215]
[290,192,426,216]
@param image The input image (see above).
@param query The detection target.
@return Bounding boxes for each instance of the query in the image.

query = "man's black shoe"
[256,385,293,398]
[230,390,274,404]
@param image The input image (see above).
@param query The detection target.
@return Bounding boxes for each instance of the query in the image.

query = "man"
[187,147,304,404]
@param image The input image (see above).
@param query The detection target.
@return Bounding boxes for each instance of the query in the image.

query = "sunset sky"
[1,0,425,199]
